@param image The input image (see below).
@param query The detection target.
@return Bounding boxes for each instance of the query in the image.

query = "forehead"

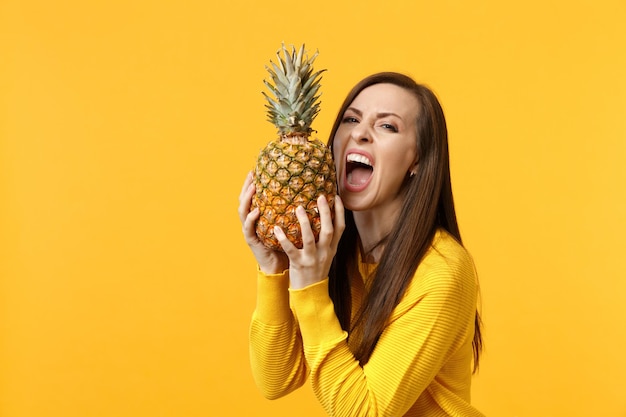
[349,83,420,117]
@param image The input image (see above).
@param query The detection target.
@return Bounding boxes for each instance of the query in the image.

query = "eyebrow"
[345,107,402,119]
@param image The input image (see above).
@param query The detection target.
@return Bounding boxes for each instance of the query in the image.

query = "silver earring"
[410,171,416,178]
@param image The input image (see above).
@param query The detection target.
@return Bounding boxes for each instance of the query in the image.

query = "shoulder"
[408,229,477,300]
[423,229,474,274]
[391,228,478,321]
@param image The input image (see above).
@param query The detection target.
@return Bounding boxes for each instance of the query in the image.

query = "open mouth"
[346,153,373,187]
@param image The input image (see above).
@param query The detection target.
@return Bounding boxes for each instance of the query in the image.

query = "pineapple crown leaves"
[262,43,326,136]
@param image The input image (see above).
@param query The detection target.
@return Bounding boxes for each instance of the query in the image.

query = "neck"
[353,202,402,263]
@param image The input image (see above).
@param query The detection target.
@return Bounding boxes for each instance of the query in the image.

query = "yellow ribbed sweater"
[249,229,484,417]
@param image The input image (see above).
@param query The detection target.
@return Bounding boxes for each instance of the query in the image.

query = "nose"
[350,121,372,143]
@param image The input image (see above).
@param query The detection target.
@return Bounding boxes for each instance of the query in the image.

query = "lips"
[345,150,374,192]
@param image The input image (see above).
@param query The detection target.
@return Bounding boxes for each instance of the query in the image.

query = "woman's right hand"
[238,171,289,274]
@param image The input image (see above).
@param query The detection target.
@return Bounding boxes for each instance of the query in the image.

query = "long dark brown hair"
[327,72,483,372]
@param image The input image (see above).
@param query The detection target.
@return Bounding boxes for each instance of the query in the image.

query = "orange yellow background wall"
[1,0,625,416]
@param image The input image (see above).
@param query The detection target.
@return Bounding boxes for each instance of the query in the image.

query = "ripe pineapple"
[253,44,337,251]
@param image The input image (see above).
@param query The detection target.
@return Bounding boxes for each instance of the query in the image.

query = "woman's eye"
[381,123,398,132]
[342,116,358,124]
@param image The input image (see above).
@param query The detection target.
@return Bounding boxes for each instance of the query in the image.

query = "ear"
[409,160,419,177]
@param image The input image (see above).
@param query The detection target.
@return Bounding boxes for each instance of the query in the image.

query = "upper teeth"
[347,153,372,166]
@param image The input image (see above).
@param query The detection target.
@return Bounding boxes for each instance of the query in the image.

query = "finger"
[238,171,254,202]
[274,225,297,255]
[238,173,256,223]
[237,183,255,223]
[330,195,345,250]
[241,208,259,243]
[242,207,260,236]
[317,195,334,246]
[295,205,315,249]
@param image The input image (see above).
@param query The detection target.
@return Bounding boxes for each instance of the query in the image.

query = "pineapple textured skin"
[253,44,337,251]
[253,136,336,250]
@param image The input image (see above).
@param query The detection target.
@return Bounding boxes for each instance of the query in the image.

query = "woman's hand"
[274,194,345,289]
[238,171,289,274]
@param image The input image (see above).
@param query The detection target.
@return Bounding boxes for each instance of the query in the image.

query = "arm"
[290,255,478,416]
[249,269,308,399]
[239,172,307,397]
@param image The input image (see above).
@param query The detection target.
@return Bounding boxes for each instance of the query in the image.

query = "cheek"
[387,146,417,172]
[401,139,418,168]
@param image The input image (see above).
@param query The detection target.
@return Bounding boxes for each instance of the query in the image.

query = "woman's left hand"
[274,195,345,289]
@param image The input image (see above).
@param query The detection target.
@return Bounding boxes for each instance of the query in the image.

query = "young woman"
[238,72,484,417]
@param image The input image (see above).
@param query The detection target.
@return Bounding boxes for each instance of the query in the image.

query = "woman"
[238,72,484,416]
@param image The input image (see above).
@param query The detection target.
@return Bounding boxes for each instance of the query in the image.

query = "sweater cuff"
[289,279,346,347]
[255,267,292,325]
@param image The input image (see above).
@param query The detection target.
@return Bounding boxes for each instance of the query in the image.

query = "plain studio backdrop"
[1,0,625,416]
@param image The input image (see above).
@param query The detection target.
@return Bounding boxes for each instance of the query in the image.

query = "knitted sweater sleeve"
[289,248,478,416]
[249,269,309,399]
